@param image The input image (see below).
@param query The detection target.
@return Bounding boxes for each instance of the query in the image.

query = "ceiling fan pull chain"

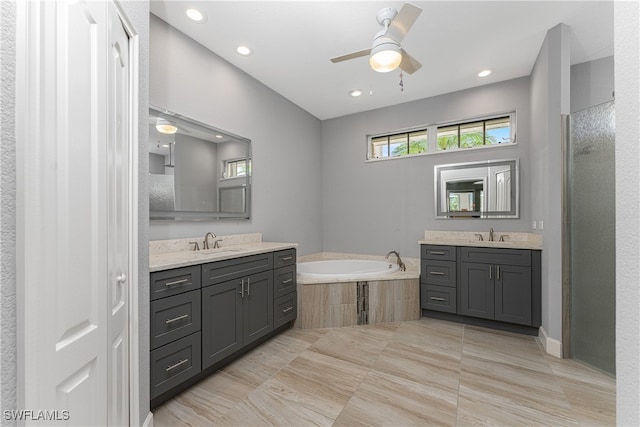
[399,70,404,92]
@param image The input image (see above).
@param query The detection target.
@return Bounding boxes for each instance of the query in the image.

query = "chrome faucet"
[489,227,495,241]
[385,250,406,271]
[203,232,219,250]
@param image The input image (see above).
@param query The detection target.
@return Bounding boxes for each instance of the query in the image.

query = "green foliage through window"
[370,130,427,159]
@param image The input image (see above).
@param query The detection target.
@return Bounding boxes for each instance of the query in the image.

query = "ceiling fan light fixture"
[369,42,402,73]
[156,118,178,135]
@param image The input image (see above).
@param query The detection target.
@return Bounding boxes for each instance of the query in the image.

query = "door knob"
[116,273,127,284]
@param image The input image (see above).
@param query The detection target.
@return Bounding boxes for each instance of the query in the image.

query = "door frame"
[113,1,141,424]
[15,0,141,424]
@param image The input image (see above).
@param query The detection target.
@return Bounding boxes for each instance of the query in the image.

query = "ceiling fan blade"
[385,3,422,43]
[330,48,371,63]
[399,49,422,74]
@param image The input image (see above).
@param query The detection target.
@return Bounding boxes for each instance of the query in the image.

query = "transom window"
[436,116,512,151]
[370,129,427,159]
[367,113,515,161]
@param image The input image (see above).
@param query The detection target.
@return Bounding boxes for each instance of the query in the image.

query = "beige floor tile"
[373,340,460,392]
[334,370,458,426]
[153,319,616,427]
[153,371,254,426]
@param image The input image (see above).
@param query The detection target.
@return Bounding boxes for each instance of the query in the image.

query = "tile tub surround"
[152,319,615,426]
[295,252,420,329]
[419,230,543,250]
[149,233,297,272]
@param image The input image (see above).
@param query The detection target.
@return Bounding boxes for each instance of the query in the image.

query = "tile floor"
[153,318,615,426]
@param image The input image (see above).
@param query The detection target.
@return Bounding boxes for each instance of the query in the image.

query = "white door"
[16,1,133,425]
[107,3,131,425]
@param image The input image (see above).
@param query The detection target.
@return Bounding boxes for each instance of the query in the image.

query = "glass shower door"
[568,101,616,375]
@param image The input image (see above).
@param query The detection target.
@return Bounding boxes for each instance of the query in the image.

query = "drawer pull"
[165,278,188,287]
[281,256,294,261]
[429,271,445,276]
[430,297,446,302]
[282,279,293,284]
[282,306,294,313]
[165,314,189,324]
[429,251,446,255]
[166,358,189,372]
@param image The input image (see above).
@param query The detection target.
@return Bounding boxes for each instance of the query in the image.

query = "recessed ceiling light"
[236,45,253,56]
[349,89,363,97]
[478,69,493,78]
[185,8,206,23]
[215,135,223,139]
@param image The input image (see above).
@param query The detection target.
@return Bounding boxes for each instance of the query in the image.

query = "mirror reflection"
[149,107,251,220]
[435,159,518,218]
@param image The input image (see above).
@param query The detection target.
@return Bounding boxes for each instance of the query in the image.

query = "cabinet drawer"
[274,292,297,328]
[459,247,531,266]
[150,332,201,399]
[421,260,456,287]
[202,253,273,287]
[150,290,201,350]
[274,248,296,269]
[274,265,296,299]
[150,265,201,301]
[421,245,456,261]
[421,284,456,313]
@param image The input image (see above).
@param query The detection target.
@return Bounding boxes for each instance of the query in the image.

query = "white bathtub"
[297,259,399,280]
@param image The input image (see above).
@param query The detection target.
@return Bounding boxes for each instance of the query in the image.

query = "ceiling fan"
[330,3,422,74]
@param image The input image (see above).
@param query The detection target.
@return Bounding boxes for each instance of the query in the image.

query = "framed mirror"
[434,159,519,218]
[149,106,251,220]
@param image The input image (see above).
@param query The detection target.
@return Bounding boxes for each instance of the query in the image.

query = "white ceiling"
[150,1,613,120]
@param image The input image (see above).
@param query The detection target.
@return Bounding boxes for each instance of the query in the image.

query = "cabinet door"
[243,271,274,346]
[201,279,243,370]
[459,262,494,320]
[495,265,532,325]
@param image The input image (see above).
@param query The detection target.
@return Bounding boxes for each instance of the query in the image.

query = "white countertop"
[418,230,542,250]
[149,242,298,272]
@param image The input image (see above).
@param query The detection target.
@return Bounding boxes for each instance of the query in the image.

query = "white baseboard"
[142,411,153,427]
[539,326,563,358]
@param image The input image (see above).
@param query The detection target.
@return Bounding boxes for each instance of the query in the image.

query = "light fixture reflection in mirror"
[434,159,519,219]
[149,106,251,221]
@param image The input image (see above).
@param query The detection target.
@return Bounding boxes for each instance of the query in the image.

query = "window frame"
[366,111,516,162]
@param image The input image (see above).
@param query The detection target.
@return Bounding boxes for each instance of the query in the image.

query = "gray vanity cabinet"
[151,247,297,408]
[201,256,274,370]
[421,244,540,330]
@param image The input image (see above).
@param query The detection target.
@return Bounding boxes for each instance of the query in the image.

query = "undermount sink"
[196,247,243,255]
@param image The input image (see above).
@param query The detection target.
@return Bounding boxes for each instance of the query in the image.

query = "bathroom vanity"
[419,231,542,334]
[149,237,297,408]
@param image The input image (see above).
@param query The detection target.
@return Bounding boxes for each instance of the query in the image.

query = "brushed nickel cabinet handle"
[282,278,293,284]
[489,265,493,280]
[282,306,293,313]
[246,277,251,296]
[239,279,245,298]
[430,297,446,301]
[429,271,445,276]
[497,265,501,280]
[165,314,189,324]
[165,278,188,287]
[281,256,293,261]
[429,251,446,255]
[166,359,189,372]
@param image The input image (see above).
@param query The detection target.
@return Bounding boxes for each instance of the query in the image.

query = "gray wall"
[1,0,17,421]
[149,15,323,256]
[528,24,571,343]
[321,77,531,259]
[571,56,614,113]
[614,1,640,423]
